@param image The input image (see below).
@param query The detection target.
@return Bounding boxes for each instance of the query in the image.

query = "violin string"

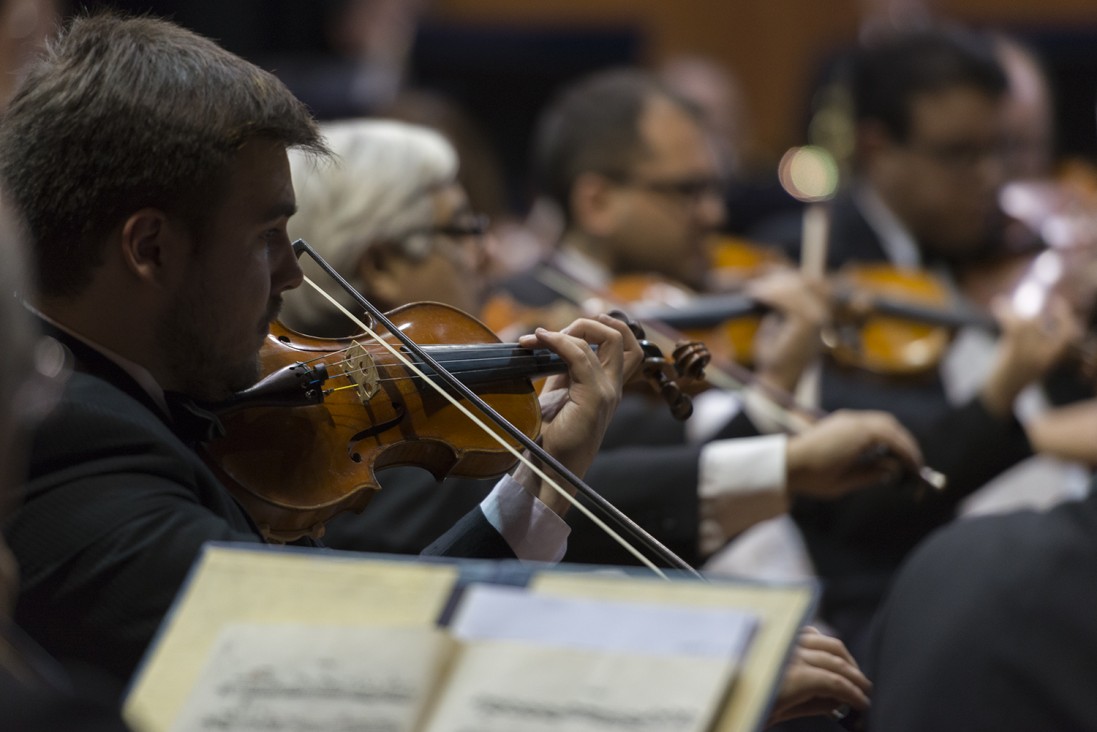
[326,353,569,386]
[293,340,574,372]
[301,275,666,576]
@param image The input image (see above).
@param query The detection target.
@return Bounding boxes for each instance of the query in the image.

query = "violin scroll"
[608,310,709,421]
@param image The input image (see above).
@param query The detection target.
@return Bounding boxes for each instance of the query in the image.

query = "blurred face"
[869,86,1007,263]
[603,96,726,289]
[365,183,488,313]
[158,140,304,401]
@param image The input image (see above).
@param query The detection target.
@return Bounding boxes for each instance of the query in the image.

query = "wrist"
[512,452,576,517]
[979,369,1022,418]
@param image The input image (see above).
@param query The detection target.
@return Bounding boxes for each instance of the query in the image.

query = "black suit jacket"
[6,323,512,688]
[751,192,1033,649]
[863,480,1097,731]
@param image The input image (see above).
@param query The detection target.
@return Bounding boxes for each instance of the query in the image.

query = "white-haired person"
[282,118,488,336]
[281,119,518,558]
[280,119,505,558]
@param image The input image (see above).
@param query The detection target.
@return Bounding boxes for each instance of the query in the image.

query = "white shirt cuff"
[699,434,787,499]
[686,389,745,443]
[480,474,570,563]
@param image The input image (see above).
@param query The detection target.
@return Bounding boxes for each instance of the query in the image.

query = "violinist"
[853,31,1097,732]
[500,67,930,574]
[749,26,1086,655]
[0,13,642,692]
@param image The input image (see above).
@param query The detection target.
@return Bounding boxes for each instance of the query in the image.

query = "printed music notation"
[126,545,816,732]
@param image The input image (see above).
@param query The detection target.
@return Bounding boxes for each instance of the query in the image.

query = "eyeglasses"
[902,139,1006,174]
[403,213,490,242]
[398,213,490,262]
[609,174,727,205]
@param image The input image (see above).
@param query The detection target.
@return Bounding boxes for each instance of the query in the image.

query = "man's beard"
[156,293,278,403]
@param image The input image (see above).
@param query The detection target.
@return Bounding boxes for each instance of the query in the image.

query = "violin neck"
[855,295,999,332]
[629,293,767,330]
[413,343,568,386]
[631,290,999,333]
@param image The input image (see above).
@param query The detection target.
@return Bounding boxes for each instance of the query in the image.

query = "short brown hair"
[532,68,701,223]
[0,13,328,297]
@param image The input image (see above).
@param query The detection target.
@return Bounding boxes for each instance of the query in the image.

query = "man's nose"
[273,236,305,293]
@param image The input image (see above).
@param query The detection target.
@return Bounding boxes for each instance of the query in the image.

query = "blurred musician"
[749,26,1085,653]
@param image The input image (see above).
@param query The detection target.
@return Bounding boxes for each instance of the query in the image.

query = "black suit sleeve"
[322,467,494,556]
[421,507,516,558]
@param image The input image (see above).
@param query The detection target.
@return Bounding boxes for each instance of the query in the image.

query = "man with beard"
[749,26,1081,654]
[0,13,642,693]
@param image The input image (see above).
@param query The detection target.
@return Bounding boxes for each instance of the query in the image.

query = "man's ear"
[118,208,181,286]
[569,172,619,238]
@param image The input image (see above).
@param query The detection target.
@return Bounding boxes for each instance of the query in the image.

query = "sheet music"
[449,583,758,659]
[124,546,815,732]
[169,624,454,732]
[423,643,736,732]
[421,584,755,732]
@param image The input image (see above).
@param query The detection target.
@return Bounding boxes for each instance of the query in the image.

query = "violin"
[622,256,1078,378]
[204,304,706,543]
[615,265,952,376]
[201,242,709,566]
[707,234,790,292]
[480,237,787,367]
[204,305,546,542]
[603,273,766,369]
[574,234,960,376]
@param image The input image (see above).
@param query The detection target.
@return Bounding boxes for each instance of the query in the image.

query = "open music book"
[124,543,816,732]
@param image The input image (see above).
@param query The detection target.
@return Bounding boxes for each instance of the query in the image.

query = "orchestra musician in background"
[492,67,936,574]
[748,25,1087,659]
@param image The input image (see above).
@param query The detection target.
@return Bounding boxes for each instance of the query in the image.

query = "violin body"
[203,302,543,542]
[829,264,959,377]
[707,234,790,292]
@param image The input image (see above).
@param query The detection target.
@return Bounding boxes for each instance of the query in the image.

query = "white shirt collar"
[551,244,612,291]
[853,184,923,268]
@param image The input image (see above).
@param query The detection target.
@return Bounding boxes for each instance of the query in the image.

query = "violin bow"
[292,239,702,579]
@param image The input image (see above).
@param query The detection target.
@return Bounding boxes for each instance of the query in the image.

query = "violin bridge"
[342,340,379,403]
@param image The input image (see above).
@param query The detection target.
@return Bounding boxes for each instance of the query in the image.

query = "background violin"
[622,262,965,377]
[483,261,947,491]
